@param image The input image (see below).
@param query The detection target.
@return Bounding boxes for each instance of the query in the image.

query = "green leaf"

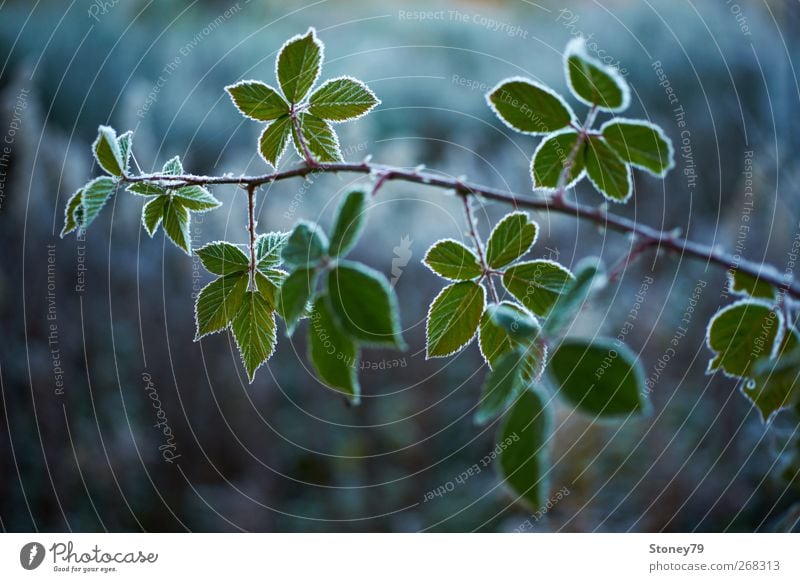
[601,119,674,177]
[277,28,323,103]
[61,188,83,237]
[564,37,629,112]
[478,303,548,383]
[327,261,405,348]
[231,289,278,382]
[162,198,192,254]
[172,185,221,211]
[281,221,328,267]
[498,389,551,509]
[255,232,289,270]
[292,112,342,162]
[585,137,632,203]
[549,338,649,417]
[162,156,183,176]
[423,239,483,281]
[475,348,527,425]
[93,125,124,177]
[278,267,318,336]
[258,116,293,167]
[117,130,133,173]
[197,242,250,276]
[531,129,586,190]
[194,273,249,339]
[544,257,605,334]
[426,281,485,358]
[226,80,289,121]
[727,271,777,301]
[502,260,575,317]
[487,303,540,340]
[81,176,117,228]
[486,78,574,135]
[706,300,782,379]
[127,183,166,197]
[254,270,283,311]
[308,76,379,121]
[142,195,168,236]
[486,211,538,269]
[747,330,800,422]
[309,295,360,404]
[329,189,368,258]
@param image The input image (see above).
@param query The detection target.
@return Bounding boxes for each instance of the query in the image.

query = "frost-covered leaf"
[172,185,221,211]
[728,271,777,301]
[81,176,117,228]
[426,281,485,358]
[502,260,575,317]
[309,77,379,121]
[281,220,328,267]
[117,130,133,173]
[231,289,277,382]
[544,257,605,334]
[127,182,166,197]
[61,188,84,237]
[292,112,342,162]
[329,189,368,258]
[423,239,483,281]
[93,125,124,177]
[564,37,630,112]
[498,389,551,509]
[278,267,318,336]
[486,211,538,269]
[142,196,168,236]
[256,232,289,270]
[747,330,800,422]
[226,80,289,121]
[585,137,632,203]
[327,261,405,348]
[487,303,540,340]
[475,348,527,426]
[195,273,249,339]
[277,28,323,103]
[478,302,547,384]
[486,78,574,135]
[601,119,674,177]
[259,116,293,167]
[549,338,648,417]
[531,129,586,190]
[197,242,250,276]
[309,295,360,404]
[162,199,192,254]
[162,156,183,176]
[706,300,782,379]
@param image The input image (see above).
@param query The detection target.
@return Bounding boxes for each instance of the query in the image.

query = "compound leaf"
[292,112,342,162]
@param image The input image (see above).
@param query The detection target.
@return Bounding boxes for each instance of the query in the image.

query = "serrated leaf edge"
[485,75,577,136]
[563,37,630,113]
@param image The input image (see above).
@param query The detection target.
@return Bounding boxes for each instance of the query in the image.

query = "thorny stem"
[123,161,800,301]
[461,194,499,303]
[290,108,316,167]
[247,184,257,290]
[555,104,597,204]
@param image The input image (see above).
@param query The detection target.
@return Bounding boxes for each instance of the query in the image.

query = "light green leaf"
[564,37,630,112]
[194,273,249,339]
[258,116,293,167]
[281,221,328,267]
[601,119,674,177]
[93,125,124,177]
[162,199,192,254]
[585,137,632,203]
[327,261,405,348]
[706,300,782,379]
[292,112,342,163]
[544,257,606,334]
[486,78,575,135]
[278,267,318,336]
[426,281,485,358]
[162,156,183,176]
[231,289,278,382]
[549,338,648,417]
[197,242,250,276]
[329,189,368,258]
[81,176,117,228]
[747,330,800,422]
[531,129,586,190]
[226,80,289,121]
[498,389,551,509]
[728,271,777,301]
[475,348,527,425]
[142,195,168,236]
[487,303,540,340]
[127,183,166,197]
[309,295,360,404]
[309,77,379,121]
[423,239,483,281]
[61,188,83,237]
[277,28,323,103]
[117,131,133,173]
[255,232,289,270]
[486,211,538,269]
[172,185,221,211]
[502,260,575,317]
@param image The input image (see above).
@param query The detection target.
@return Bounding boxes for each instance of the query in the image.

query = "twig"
[247,184,257,290]
[461,193,499,302]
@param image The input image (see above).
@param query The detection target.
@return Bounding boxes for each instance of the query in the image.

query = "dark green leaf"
[487,78,574,134]
[329,189,368,258]
[486,211,538,269]
[423,239,483,281]
[585,137,631,202]
[278,267,318,336]
[259,116,293,167]
[487,303,540,340]
[309,77,379,121]
[478,303,548,383]
[426,281,485,357]
[531,130,586,189]
[309,295,360,403]
[277,28,322,103]
[226,80,289,121]
[747,330,800,422]
[197,242,250,276]
[61,188,83,237]
[231,289,277,382]
[601,119,674,176]
[281,221,328,267]
[292,112,342,162]
[93,125,124,177]
[475,348,527,425]
[728,271,777,301]
[195,273,249,339]
[544,257,606,334]
[502,260,575,317]
[142,196,168,236]
[81,176,117,228]
[162,198,192,254]
[564,37,629,112]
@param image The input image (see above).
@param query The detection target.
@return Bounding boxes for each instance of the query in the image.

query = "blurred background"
[2,0,800,532]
